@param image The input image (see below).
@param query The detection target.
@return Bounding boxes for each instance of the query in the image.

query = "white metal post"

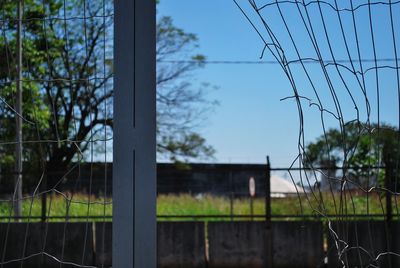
[113,0,156,267]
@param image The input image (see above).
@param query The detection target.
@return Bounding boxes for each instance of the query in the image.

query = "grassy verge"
[157,193,395,221]
[0,193,112,222]
[0,192,396,221]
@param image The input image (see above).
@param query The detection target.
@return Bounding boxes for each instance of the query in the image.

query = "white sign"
[249,177,256,197]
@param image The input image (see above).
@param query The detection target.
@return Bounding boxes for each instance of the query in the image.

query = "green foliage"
[159,133,215,162]
[0,0,114,178]
[0,0,216,173]
[305,122,400,188]
[0,0,56,171]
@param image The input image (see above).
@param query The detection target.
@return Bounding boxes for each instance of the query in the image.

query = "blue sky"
[157,0,400,167]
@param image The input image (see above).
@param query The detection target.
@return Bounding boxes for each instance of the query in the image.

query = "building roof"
[271,175,304,195]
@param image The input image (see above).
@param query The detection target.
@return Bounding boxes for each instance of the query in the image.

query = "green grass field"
[0,193,112,221]
[0,192,397,221]
[157,193,395,220]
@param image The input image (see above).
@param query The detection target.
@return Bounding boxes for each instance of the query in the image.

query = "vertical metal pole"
[229,170,234,221]
[113,0,156,267]
[14,0,23,219]
[265,156,271,224]
[41,176,47,222]
[384,166,393,268]
[385,169,392,222]
[265,156,272,268]
[250,196,254,221]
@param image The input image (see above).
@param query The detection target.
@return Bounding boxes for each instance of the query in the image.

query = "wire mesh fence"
[234,0,400,267]
[1,0,400,267]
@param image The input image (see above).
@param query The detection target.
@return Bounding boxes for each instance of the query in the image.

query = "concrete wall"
[158,222,206,268]
[327,221,400,268]
[94,221,324,268]
[93,222,206,268]
[273,221,324,268]
[0,221,398,267]
[0,222,93,268]
[391,221,400,267]
[208,221,324,268]
[90,222,207,268]
[208,222,267,268]
[94,222,112,267]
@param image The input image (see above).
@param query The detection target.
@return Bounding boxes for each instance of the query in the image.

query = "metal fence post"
[265,156,271,224]
[229,170,234,221]
[385,167,392,222]
[265,156,273,268]
[41,176,47,222]
[113,1,156,267]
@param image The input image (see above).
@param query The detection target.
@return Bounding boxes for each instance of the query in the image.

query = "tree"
[0,0,112,191]
[0,0,215,188]
[304,121,400,189]
[156,15,216,162]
